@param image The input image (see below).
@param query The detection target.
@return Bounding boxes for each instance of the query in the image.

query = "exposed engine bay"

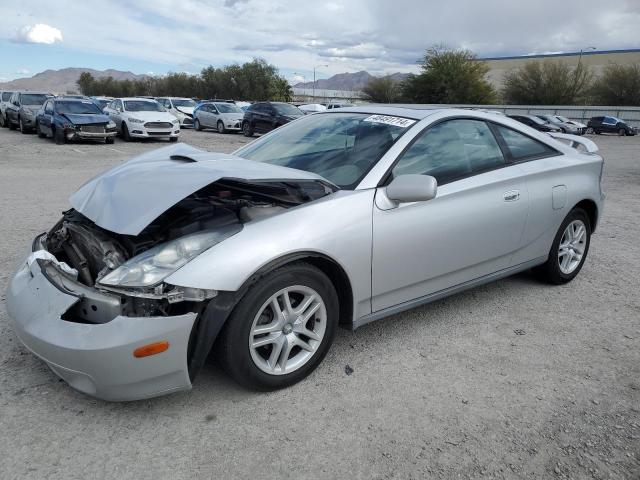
[42,178,333,323]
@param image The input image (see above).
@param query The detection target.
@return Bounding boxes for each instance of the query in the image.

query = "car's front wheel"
[54,126,65,145]
[121,122,131,141]
[535,208,591,284]
[36,121,45,138]
[19,116,28,134]
[194,118,202,131]
[618,128,626,136]
[217,120,226,134]
[218,262,338,390]
[0,113,5,128]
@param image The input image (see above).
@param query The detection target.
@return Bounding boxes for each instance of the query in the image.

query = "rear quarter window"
[495,125,559,161]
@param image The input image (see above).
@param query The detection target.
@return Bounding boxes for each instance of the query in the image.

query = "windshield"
[215,103,243,114]
[124,100,165,112]
[556,115,570,123]
[21,94,49,105]
[2,92,12,101]
[56,101,102,115]
[173,99,196,108]
[529,116,545,125]
[236,112,412,189]
[274,103,303,116]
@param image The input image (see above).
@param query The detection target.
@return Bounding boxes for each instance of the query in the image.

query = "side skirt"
[353,256,547,329]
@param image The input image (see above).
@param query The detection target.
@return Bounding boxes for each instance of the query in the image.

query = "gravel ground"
[0,127,638,480]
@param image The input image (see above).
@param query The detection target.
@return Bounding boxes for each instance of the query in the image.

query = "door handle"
[503,190,520,202]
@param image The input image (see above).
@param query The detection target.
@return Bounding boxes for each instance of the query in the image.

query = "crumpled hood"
[69,143,330,236]
[62,113,110,125]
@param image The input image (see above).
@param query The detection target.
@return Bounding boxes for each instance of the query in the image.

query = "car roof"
[120,97,159,101]
[18,91,51,95]
[329,104,466,120]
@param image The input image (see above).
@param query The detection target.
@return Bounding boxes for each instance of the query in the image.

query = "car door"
[371,118,529,312]
[601,116,617,133]
[209,104,221,127]
[109,100,124,131]
[6,93,19,123]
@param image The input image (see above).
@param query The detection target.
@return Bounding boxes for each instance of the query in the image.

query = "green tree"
[77,72,97,95]
[591,63,640,106]
[362,76,400,103]
[269,76,293,102]
[401,45,496,104]
[502,60,592,105]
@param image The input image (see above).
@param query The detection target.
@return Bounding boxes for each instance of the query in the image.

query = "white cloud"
[16,68,30,75]
[14,24,63,44]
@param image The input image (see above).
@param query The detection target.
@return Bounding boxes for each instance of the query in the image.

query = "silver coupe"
[6,106,604,400]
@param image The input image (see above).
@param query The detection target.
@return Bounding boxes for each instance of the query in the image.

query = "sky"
[0,0,639,83]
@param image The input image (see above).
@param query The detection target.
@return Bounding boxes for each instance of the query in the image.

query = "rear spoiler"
[547,132,599,153]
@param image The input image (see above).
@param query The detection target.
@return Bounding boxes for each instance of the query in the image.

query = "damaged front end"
[7,144,336,400]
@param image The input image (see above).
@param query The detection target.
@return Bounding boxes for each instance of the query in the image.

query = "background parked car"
[193,101,244,133]
[554,115,587,132]
[0,90,16,128]
[103,98,180,142]
[5,91,52,133]
[157,97,196,128]
[91,96,114,111]
[298,103,327,115]
[536,114,583,134]
[235,101,251,111]
[36,97,117,144]
[242,101,303,137]
[326,102,354,110]
[587,116,637,136]
[508,114,562,132]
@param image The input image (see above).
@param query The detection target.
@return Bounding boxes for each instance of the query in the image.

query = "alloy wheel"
[249,285,327,375]
[558,220,587,274]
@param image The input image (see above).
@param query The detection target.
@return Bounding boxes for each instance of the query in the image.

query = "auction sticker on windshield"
[363,115,416,128]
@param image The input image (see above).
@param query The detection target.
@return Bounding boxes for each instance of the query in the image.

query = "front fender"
[165,189,375,320]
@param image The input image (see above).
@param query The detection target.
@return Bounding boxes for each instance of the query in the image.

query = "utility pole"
[313,64,328,102]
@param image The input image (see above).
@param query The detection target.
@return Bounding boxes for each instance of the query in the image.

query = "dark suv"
[5,91,52,133]
[587,116,637,136]
[507,115,562,133]
[242,102,303,137]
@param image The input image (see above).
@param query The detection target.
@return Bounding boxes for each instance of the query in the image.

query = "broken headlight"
[99,225,241,287]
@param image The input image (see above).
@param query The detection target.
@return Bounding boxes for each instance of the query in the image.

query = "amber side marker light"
[133,341,170,358]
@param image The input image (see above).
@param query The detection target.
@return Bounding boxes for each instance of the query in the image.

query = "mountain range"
[0,68,411,94]
[0,68,147,94]
[293,71,411,91]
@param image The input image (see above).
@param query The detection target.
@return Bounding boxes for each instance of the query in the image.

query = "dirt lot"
[0,127,638,480]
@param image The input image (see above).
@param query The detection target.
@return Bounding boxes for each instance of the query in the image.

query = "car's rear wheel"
[8,116,16,130]
[217,120,226,134]
[535,208,591,285]
[242,121,254,137]
[218,262,338,390]
[618,128,626,136]
[194,118,202,131]
[121,122,131,141]
[54,126,65,145]
[0,113,5,128]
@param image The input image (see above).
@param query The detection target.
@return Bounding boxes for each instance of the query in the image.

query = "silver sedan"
[6,106,604,400]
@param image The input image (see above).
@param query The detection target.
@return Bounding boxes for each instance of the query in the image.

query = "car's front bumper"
[5,249,196,401]
[66,128,117,141]
[129,123,180,139]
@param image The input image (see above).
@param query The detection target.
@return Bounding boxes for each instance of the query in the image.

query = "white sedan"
[104,98,180,142]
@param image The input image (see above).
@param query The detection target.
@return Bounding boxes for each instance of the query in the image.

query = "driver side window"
[392,119,506,185]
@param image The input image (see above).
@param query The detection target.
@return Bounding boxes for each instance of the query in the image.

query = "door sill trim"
[353,256,547,329]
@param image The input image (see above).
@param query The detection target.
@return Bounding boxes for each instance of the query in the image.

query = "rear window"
[2,92,12,101]
[21,94,49,105]
[495,125,558,161]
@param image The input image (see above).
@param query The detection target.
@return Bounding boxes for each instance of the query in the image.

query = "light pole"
[313,64,328,102]
[577,46,596,67]
[573,46,596,98]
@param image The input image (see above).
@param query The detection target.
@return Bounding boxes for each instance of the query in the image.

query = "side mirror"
[386,174,437,204]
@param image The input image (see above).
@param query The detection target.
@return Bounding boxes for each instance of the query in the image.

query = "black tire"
[19,116,28,134]
[618,128,626,136]
[217,120,226,134]
[217,262,339,391]
[194,118,202,131]
[169,136,178,142]
[242,121,254,137]
[0,113,5,128]
[560,127,567,133]
[121,122,131,141]
[534,208,591,285]
[36,122,45,138]
[54,126,65,145]
[8,116,16,130]
[105,137,115,144]
[595,130,601,134]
